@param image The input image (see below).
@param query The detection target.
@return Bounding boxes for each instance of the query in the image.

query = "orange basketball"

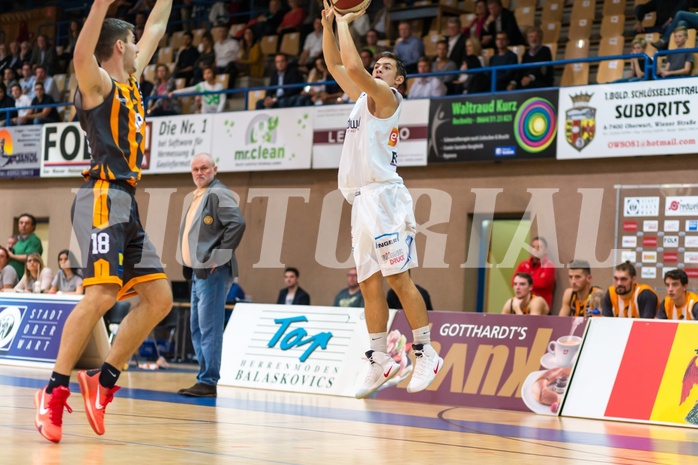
[333,0,372,14]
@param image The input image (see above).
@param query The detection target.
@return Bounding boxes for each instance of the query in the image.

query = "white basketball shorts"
[351,182,418,283]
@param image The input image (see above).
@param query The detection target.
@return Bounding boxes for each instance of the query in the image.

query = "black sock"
[46,372,70,394]
[99,362,121,389]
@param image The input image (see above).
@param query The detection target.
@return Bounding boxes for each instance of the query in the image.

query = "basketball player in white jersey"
[321,1,443,398]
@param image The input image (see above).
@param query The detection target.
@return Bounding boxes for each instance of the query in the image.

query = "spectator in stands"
[49,249,83,294]
[193,31,216,84]
[0,246,19,290]
[6,236,16,252]
[652,9,698,50]
[489,32,518,91]
[300,56,343,105]
[277,0,308,36]
[658,26,694,78]
[445,17,466,68]
[19,63,34,97]
[299,18,324,71]
[349,12,370,49]
[30,35,59,76]
[451,43,488,94]
[614,37,652,82]
[25,82,60,125]
[0,44,10,74]
[481,0,525,47]
[0,83,17,126]
[170,66,226,113]
[34,65,61,102]
[14,252,52,293]
[173,31,200,85]
[635,0,687,34]
[502,272,549,315]
[465,0,488,42]
[368,0,391,39]
[432,40,457,83]
[250,0,288,39]
[333,267,364,307]
[408,57,446,99]
[394,21,424,74]
[139,73,154,101]
[558,260,604,317]
[511,26,553,90]
[4,68,19,90]
[602,261,659,318]
[58,19,82,73]
[276,267,310,305]
[387,270,433,311]
[257,53,305,109]
[657,269,698,320]
[7,42,22,73]
[364,29,390,58]
[18,42,32,68]
[9,83,31,126]
[512,236,556,308]
[360,48,375,72]
[148,64,181,116]
[237,28,264,78]
[213,26,240,86]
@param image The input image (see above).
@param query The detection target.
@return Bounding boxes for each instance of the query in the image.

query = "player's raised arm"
[135,0,173,77]
[73,0,116,101]
[335,8,398,112]
[321,0,361,101]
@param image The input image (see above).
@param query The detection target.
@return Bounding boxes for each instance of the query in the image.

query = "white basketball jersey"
[338,90,404,203]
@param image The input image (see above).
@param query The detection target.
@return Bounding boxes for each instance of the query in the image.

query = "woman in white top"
[49,249,84,294]
[15,252,52,293]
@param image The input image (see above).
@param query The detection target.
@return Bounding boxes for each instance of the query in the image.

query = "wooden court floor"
[2,364,698,465]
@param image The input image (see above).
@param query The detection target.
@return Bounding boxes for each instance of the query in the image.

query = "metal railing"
[4,48,698,125]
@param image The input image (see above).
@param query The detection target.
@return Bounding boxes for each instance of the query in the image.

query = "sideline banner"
[311,99,429,169]
[374,311,586,413]
[0,294,109,368]
[428,89,559,163]
[147,114,213,173]
[219,303,396,396]
[557,80,698,159]
[562,318,698,428]
[0,126,41,178]
[40,122,91,177]
[213,108,313,172]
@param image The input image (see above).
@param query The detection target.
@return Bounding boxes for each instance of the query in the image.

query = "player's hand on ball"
[334,7,366,24]
[321,0,336,27]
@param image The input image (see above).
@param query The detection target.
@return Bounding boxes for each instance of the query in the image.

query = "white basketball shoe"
[406,343,443,393]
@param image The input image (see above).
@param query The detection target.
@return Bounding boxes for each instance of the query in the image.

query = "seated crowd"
[1,0,697,122]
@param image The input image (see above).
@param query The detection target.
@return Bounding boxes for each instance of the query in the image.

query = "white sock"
[368,332,388,353]
[412,325,431,346]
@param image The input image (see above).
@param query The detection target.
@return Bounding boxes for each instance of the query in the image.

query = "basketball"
[333,0,372,14]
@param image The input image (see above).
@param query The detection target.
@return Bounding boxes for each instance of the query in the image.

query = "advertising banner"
[557,80,698,159]
[219,303,397,396]
[212,108,313,172]
[374,312,587,413]
[0,294,109,368]
[312,100,429,169]
[40,122,91,177]
[0,126,41,178]
[427,89,559,162]
[147,114,212,173]
[562,318,698,428]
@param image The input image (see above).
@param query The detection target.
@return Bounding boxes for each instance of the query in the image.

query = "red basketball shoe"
[77,370,120,435]
[35,386,72,443]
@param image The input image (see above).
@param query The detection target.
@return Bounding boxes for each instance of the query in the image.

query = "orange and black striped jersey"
[660,292,698,320]
[76,75,146,187]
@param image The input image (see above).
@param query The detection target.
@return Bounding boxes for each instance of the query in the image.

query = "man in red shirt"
[512,236,556,308]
